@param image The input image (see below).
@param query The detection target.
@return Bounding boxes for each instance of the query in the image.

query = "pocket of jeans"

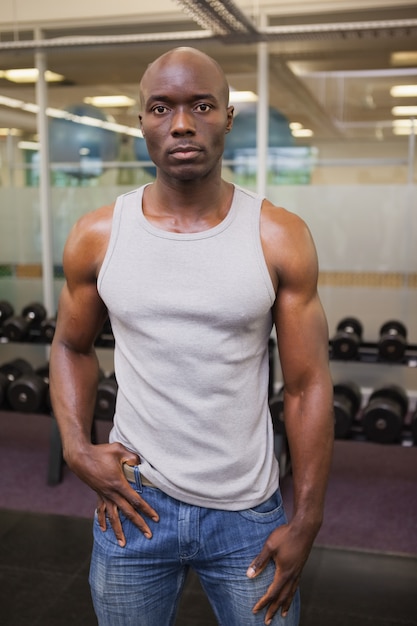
[237,489,286,523]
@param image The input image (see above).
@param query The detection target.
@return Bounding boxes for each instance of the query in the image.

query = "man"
[49,47,334,626]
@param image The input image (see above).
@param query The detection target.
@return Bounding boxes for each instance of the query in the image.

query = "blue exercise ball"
[224,104,293,161]
[49,103,120,177]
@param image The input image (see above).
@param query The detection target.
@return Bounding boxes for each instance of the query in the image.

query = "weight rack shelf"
[329,341,417,367]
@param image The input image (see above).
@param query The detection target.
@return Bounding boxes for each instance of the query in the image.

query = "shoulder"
[63,203,116,281]
[260,198,319,289]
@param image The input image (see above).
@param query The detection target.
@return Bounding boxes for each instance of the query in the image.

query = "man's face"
[139,52,234,181]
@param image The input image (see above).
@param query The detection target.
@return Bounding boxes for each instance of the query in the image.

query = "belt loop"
[133,465,143,493]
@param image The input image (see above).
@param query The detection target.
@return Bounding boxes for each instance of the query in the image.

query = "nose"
[170,108,195,136]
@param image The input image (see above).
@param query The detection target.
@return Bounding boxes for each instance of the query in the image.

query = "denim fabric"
[89,475,300,626]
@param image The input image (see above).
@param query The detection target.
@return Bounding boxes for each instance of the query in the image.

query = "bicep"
[275,289,329,393]
[54,281,108,354]
[273,227,329,394]
[53,219,108,354]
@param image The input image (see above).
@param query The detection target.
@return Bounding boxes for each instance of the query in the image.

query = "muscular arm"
[274,212,333,534]
[248,202,334,623]
[49,207,158,544]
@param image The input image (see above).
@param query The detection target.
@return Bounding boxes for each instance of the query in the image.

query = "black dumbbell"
[2,302,47,341]
[269,386,285,435]
[7,369,49,413]
[333,381,362,439]
[378,320,407,363]
[40,317,57,343]
[0,358,34,409]
[0,300,14,326]
[0,358,33,383]
[94,373,118,421]
[361,384,408,444]
[331,317,363,360]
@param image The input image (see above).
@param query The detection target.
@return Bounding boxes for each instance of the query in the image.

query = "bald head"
[139,47,230,110]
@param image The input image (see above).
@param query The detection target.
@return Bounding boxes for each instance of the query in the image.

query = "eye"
[195,103,212,113]
[152,105,168,115]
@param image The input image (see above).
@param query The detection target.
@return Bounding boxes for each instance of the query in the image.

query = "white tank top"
[97,184,279,509]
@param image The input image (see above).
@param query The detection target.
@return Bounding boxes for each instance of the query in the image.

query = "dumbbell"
[331,317,363,360]
[2,302,47,341]
[40,317,57,343]
[361,384,408,444]
[0,357,33,383]
[7,368,49,413]
[0,300,14,326]
[333,381,362,439]
[94,372,118,421]
[378,320,407,362]
[0,358,34,408]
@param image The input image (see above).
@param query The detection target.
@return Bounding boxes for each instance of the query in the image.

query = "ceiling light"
[18,140,40,150]
[291,128,313,137]
[393,126,417,135]
[289,122,303,130]
[392,119,417,135]
[0,68,65,83]
[228,91,258,103]
[83,95,136,107]
[392,105,417,116]
[391,51,417,67]
[392,119,416,127]
[0,95,25,108]
[0,128,22,136]
[390,85,417,97]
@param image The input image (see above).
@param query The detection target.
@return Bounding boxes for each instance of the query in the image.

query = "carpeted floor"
[1,410,417,556]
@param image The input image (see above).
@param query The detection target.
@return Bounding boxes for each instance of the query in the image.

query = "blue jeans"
[89,472,300,626]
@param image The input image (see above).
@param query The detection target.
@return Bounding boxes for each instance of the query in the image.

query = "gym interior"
[1,1,417,625]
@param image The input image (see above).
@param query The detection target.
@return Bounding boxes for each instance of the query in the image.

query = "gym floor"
[1,508,416,626]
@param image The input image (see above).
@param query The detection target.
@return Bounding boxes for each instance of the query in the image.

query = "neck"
[142,178,234,233]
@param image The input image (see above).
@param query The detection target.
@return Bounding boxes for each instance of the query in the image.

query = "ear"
[138,115,145,136]
[225,105,234,134]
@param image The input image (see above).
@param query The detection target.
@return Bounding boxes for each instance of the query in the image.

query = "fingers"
[246,543,271,579]
[252,581,297,626]
[96,498,107,532]
[126,488,159,524]
[97,495,155,546]
[105,501,128,547]
[96,485,159,547]
[247,541,300,624]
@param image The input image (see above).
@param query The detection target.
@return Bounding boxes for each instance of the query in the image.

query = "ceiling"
[1,1,417,144]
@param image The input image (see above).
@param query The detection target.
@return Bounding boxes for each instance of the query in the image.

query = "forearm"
[284,377,334,535]
[49,341,101,464]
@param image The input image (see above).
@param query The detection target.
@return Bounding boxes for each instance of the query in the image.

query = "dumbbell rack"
[329,339,417,446]
[329,341,417,367]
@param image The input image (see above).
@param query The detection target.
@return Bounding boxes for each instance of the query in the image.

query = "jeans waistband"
[122,463,156,487]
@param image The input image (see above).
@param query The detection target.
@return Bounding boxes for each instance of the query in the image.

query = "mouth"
[169,145,203,159]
